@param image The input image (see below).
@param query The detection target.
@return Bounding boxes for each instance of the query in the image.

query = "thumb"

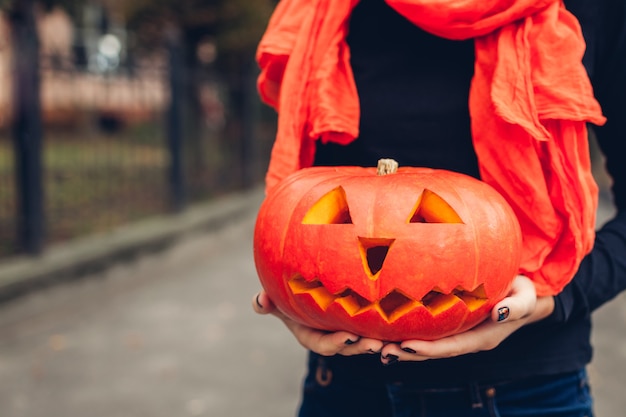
[491,275,537,323]
[252,289,276,315]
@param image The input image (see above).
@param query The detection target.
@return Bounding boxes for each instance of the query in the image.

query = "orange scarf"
[256,0,606,296]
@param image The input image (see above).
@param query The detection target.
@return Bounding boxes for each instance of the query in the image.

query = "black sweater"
[313,0,626,384]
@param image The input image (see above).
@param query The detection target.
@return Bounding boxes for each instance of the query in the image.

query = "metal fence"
[0,21,274,260]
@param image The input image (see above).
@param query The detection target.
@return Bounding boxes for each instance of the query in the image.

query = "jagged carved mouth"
[288,275,487,323]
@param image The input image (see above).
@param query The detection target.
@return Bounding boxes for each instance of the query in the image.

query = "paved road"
[0,212,305,417]
[0,200,624,417]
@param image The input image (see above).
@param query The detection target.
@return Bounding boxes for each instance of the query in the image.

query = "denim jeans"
[298,357,594,417]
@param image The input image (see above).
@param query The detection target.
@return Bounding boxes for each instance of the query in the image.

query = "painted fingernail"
[383,354,399,366]
[402,347,416,354]
[255,293,264,309]
[498,306,510,322]
[345,337,360,345]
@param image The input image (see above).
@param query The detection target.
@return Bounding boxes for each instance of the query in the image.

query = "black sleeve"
[552,212,626,324]
[548,0,626,323]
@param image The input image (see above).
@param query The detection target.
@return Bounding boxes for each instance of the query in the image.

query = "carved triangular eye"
[302,186,353,224]
[408,189,464,224]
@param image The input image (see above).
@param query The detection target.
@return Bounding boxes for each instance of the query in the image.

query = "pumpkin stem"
[377,159,399,176]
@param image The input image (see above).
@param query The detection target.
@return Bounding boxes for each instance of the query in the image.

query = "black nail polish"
[345,338,358,345]
[498,306,510,322]
[255,294,264,309]
[402,347,416,354]
[383,354,399,366]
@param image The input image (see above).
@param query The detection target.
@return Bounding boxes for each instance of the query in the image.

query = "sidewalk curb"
[0,187,265,303]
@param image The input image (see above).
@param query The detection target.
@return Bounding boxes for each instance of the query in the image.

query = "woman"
[253,0,626,415]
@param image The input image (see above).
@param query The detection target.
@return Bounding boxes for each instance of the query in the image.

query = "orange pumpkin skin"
[253,165,522,341]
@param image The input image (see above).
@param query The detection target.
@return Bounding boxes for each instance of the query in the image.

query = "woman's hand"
[252,289,384,356]
[380,275,554,365]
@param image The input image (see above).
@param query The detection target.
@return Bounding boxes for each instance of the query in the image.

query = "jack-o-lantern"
[253,159,522,341]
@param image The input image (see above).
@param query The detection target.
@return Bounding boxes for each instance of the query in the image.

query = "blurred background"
[0,0,277,259]
[0,1,624,417]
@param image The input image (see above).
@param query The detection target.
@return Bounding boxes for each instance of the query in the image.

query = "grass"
[0,126,171,258]
[0,112,273,259]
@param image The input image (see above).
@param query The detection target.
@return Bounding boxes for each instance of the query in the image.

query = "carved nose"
[359,237,395,278]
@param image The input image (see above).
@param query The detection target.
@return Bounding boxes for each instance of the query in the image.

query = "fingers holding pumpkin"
[490,275,537,323]
[381,318,517,362]
[252,290,383,356]
[277,316,384,356]
[252,289,297,324]
[292,329,384,357]
[378,276,542,362]
[252,289,276,315]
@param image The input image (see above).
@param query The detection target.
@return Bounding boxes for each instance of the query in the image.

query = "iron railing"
[0,18,274,259]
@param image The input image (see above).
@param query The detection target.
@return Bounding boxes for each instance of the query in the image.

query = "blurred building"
[0,5,168,130]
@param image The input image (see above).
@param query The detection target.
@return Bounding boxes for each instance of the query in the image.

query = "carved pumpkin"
[254,159,522,341]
